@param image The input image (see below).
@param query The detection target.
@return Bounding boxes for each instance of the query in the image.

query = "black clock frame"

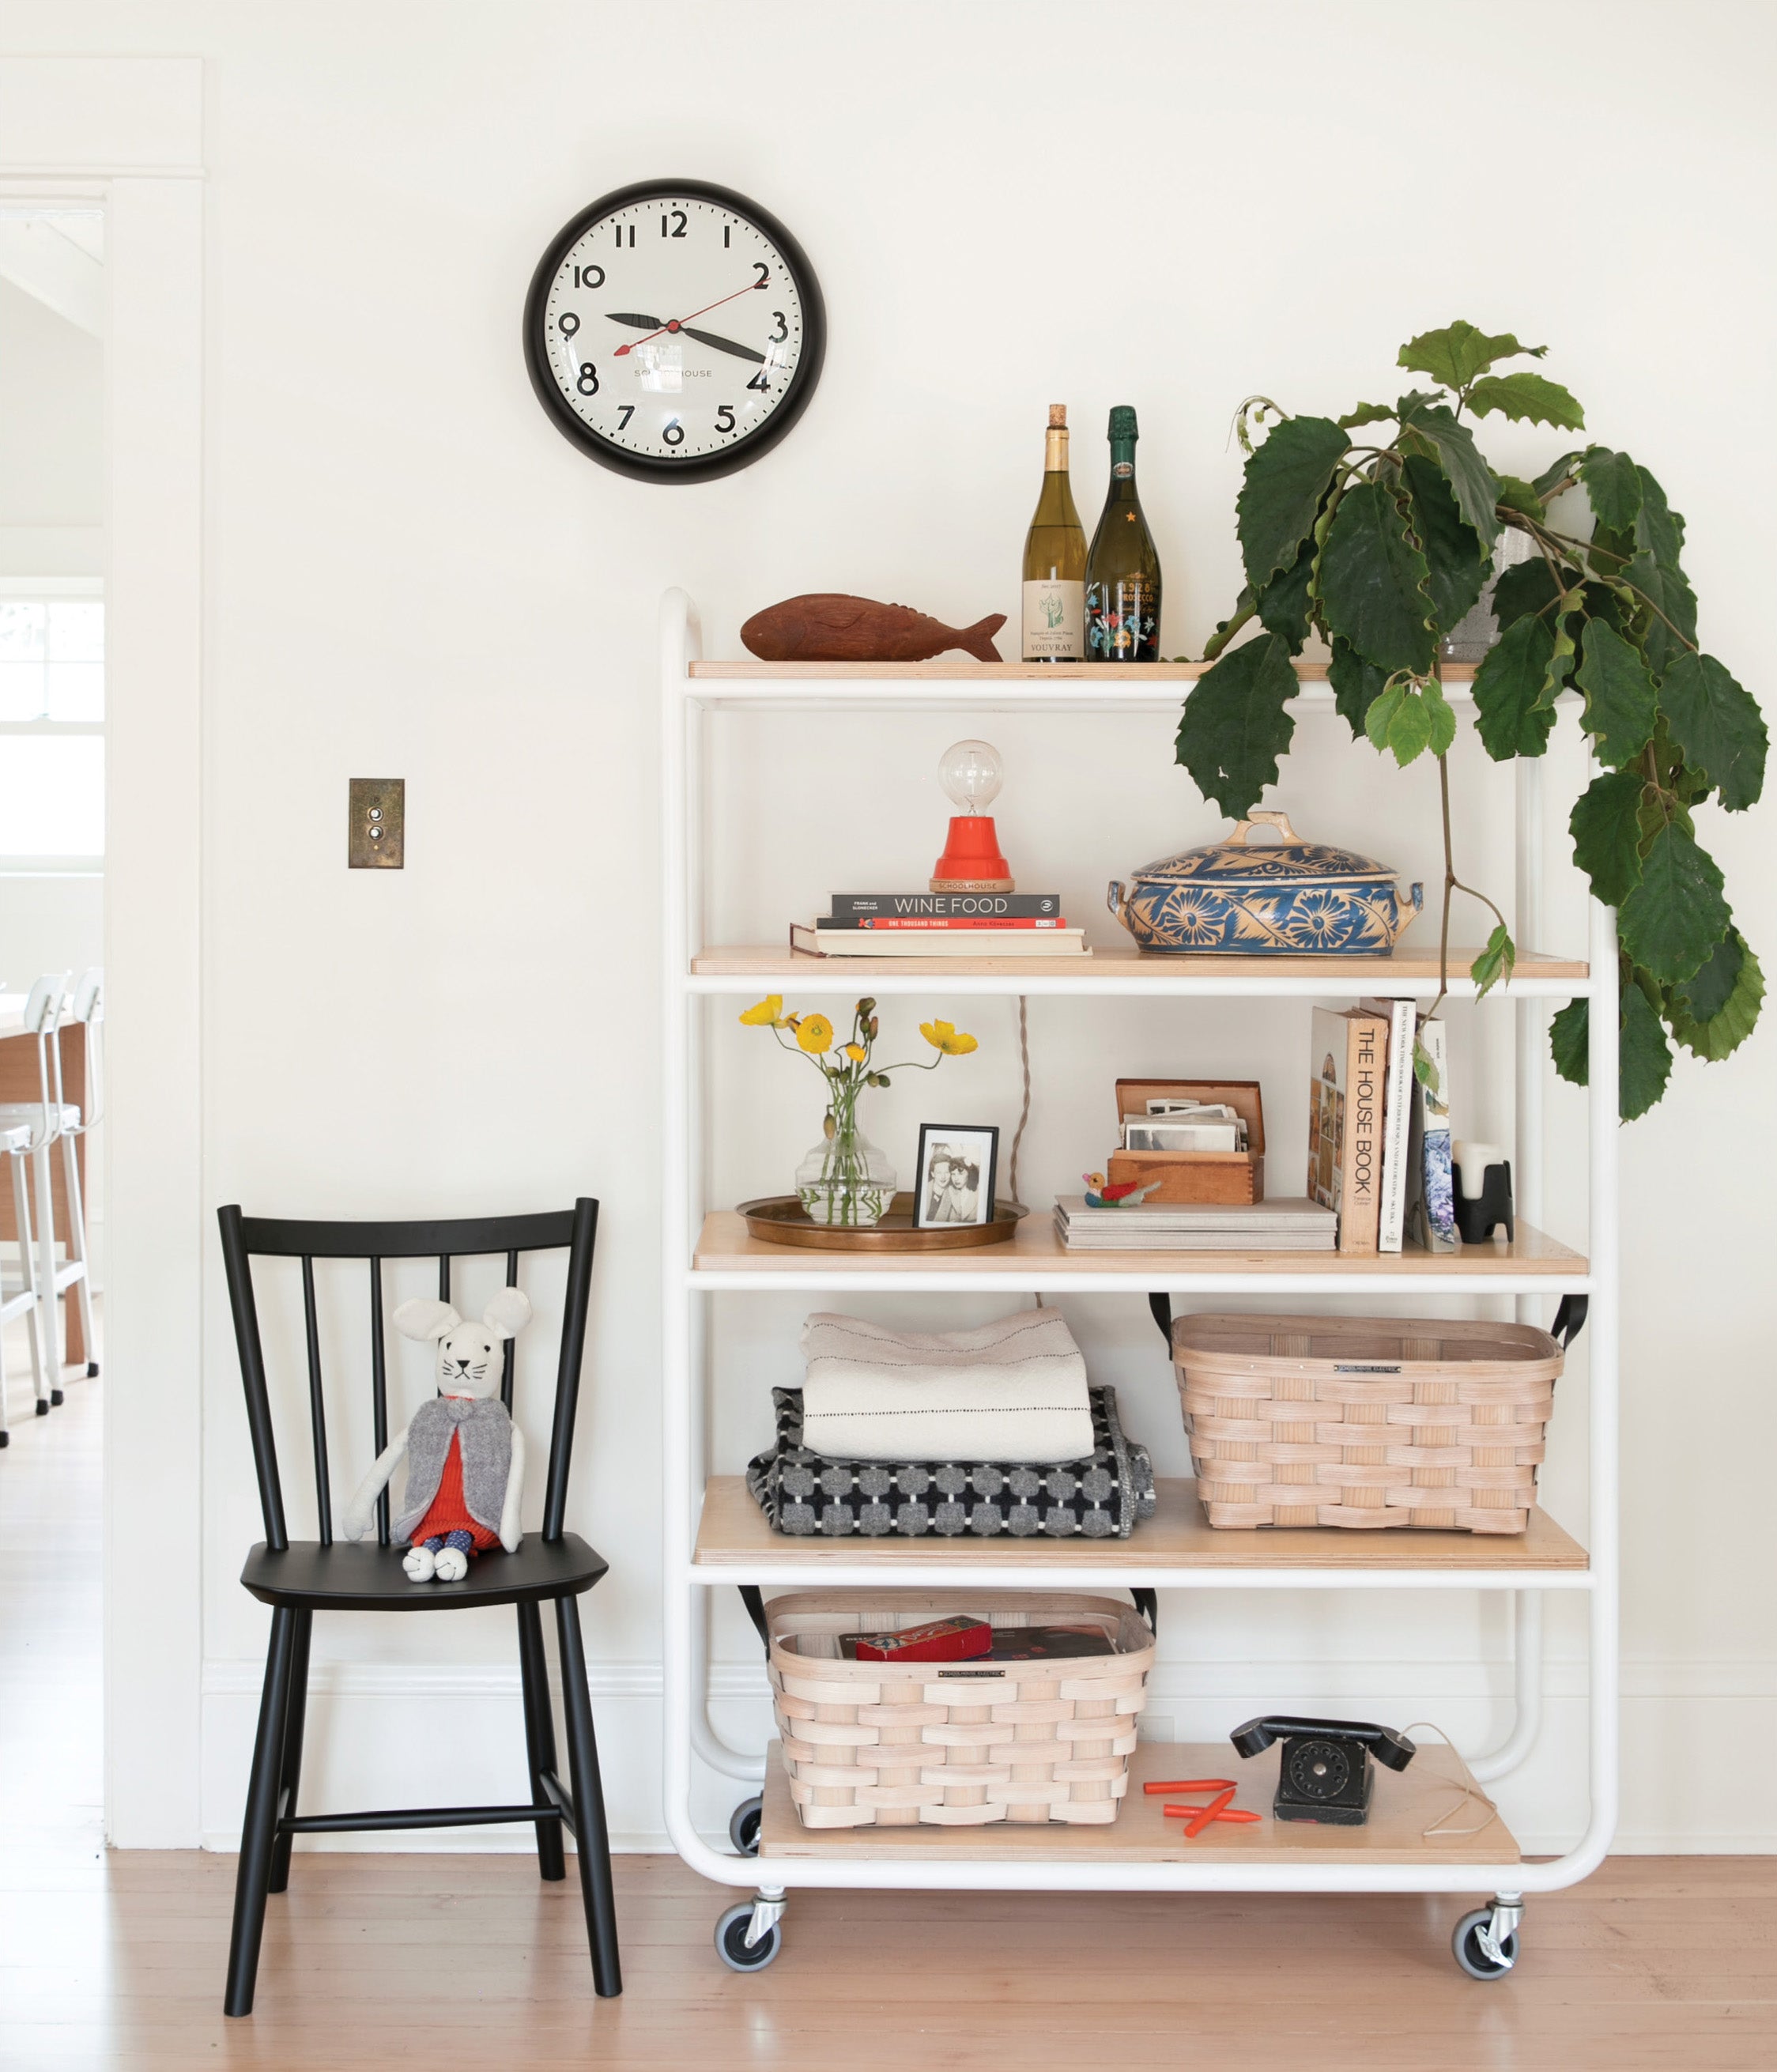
[523,178,826,485]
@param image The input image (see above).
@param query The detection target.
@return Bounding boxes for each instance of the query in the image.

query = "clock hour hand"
[606,311,665,329]
[679,326,766,364]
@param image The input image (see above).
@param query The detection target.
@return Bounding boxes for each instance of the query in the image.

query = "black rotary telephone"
[1231,1715,1417,1826]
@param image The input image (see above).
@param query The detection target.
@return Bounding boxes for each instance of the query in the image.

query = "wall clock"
[523,179,825,483]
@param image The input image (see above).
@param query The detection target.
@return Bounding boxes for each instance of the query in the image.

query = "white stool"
[0,1122,48,1440]
[0,972,96,1393]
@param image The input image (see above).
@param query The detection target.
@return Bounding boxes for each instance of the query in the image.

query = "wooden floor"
[5,1325,1777,2069]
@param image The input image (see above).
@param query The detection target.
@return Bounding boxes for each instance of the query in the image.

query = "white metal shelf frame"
[659,588,1617,1919]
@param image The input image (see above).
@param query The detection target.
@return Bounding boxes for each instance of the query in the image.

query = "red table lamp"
[932,739,1013,893]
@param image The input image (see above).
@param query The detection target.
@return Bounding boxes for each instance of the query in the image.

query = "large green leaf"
[1633,466,1685,572]
[1470,923,1515,999]
[1659,651,1768,811]
[1669,931,1763,1060]
[1175,632,1300,819]
[1318,481,1436,674]
[1466,371,1585,430]
[1254,535,1315,655]
[1617,821,1730,983]
[1494,475,1546,523]
[1236,416,1349,590]
[1491,555,1566,630]
[1534,450,1586,500]
[1327,636,1389,740]
[1621,547,1698,682]
[1402,454,1489,631]
[1472,613,1558,760]
[1619,983,1673,1119]
[1396,400,1503,545]
[1364,680,1454,768]
[1578,447,1642,531]
[1338,402,1394,431]
[1398,321,1545,390]
[1549,998,1589,1084]
[1569,769,1647,907]
[1573,619,1658,768]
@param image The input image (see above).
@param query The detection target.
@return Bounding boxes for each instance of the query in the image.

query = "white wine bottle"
[1085,404,1162,662]
[1021,405,1086,661]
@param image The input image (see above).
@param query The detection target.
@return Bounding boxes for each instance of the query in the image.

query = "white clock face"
[539,194,808,465]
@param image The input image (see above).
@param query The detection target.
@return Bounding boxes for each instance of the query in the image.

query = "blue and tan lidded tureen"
[1108,811,1424,956]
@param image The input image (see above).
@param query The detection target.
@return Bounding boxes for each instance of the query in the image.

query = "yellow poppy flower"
[844,1042,867,1062]
[796,1013,835,1054]
[919,1019,979,1056]
[739,995,784,1028]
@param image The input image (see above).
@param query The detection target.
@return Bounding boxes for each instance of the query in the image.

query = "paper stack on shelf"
[1054,1195,1337,1251]
[792,890,1090,957]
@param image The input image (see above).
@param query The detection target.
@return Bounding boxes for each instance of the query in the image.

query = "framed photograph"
[914,1124,999,1228]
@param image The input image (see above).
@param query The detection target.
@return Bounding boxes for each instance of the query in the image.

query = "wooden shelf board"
[692,1210,1587,1280]
[690,942,1589,983]
[759,1735,1519,1866]
[689,659,1481,683]
[694,1476,1587,1574]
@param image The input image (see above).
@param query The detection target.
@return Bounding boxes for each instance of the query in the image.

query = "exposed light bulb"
[938,739,1002,815]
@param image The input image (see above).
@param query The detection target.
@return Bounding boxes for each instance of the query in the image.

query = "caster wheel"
[49,1389,63,1407]
[87,1362,99,1378]
[1453,1908,1519,1979]
[729,1795,763,1856]
[715,1901,783,1972]
[35,1399,50,1417]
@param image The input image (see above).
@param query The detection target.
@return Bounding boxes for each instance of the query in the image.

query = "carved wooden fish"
[741,594,1005,663]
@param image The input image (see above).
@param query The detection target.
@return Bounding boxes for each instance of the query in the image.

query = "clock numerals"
[572,263,605,289]
[753,261,769,289]
[617,405,635,431]
[662,421,685,447]
[660,209,687,238]
[577,360,599,397]
[716,404,735,433]
[613,225,635,248]
[558,311,579,338]
[769,311,787,342]
[746,368,770,393]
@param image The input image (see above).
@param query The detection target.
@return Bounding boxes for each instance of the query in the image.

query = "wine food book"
[1307,1005,1387,1254]
[1054,1196,1336,1251]
[790,922,1088,959]
[1402,1013,1457,1253]
[829,893,1063,919]
[1361,996,1418,1254]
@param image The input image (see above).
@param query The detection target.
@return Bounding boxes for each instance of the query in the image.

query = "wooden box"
[1105,1078,1266,1206]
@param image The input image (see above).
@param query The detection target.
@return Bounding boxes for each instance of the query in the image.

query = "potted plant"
[1175,320,1765,1115]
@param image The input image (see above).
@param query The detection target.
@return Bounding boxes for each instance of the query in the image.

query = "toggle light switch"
[349,779,405,868]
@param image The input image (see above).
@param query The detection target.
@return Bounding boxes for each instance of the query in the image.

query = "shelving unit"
[660,589,1617,1970]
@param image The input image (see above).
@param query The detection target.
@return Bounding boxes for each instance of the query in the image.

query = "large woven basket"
[1172,1313,1562,1534]
[766,1590,1154,1828]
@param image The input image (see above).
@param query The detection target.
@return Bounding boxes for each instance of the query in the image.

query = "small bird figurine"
[1083,1172,1164,1209]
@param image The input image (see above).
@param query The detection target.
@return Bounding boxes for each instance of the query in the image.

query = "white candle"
[1454,1141,1503,1199]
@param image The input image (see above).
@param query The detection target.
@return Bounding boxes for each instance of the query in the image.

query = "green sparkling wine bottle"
[1021,404,1087,661]
[1085,405,1162,662]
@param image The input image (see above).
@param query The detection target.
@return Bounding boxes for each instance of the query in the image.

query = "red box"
[851,1617,993,1663]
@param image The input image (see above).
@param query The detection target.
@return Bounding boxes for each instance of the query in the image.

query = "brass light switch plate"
[349,779,405,868]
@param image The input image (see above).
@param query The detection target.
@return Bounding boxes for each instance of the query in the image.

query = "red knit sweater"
[410,1428,500,1550]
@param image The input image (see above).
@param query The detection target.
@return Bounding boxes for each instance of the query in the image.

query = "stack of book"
[791,892,1088,958]
[1054,1196,1337,1251]
[1308,1001,1457,1256]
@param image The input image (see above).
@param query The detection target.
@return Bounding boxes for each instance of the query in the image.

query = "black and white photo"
[914,1124,999,1228]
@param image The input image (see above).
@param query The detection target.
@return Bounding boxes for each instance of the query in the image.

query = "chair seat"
[240,1532,608,1611]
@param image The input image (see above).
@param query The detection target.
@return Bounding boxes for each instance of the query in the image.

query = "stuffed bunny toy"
[342,1288,532,1582]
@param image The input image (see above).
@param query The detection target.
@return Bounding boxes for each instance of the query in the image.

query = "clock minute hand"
[614,279,763,355]
[679,326,765,364]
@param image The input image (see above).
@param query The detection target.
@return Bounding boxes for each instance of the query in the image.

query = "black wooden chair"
[217,1199,620,2017]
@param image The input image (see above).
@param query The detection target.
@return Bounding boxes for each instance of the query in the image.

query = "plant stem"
[1200,603,1256,662]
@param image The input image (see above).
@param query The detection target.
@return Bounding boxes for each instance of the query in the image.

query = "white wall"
[7,0,1774,1855]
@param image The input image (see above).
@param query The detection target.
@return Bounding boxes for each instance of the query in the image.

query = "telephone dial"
[1231,1715,1417,1826]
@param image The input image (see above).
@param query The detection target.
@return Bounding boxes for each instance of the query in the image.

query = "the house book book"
[791,921,1088,958]
[1054,1197,1336,1251]
[1307,1005,1387,1254]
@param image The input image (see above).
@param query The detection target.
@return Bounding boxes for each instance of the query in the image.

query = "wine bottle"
[1021,405,1087,662]
[1085,405,1162,662]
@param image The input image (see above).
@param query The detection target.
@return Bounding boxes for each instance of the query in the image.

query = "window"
[0,582,104,869]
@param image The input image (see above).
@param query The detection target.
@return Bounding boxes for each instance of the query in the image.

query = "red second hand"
[613,278,764,357]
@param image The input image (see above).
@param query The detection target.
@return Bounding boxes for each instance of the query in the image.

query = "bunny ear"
[481,1286,533,1340]
[394,1296,461,1342]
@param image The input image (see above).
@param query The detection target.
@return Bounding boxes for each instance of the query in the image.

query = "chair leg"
[517,1601,566,1881]
[58,1129,96,1376]
[31,1142,59,1390]
[224,1606,297,2017]
[267,1610,312,1893]
[9,1151,46,1410]
[553,1594,621,1997]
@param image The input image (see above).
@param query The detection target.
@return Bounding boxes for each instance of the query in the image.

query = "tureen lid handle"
[1228,809,1306,847]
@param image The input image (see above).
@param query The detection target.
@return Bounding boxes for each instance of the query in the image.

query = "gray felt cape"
[392,1395,513,1546]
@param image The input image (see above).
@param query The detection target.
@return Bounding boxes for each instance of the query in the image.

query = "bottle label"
[1022,579,1085,660]
[1086,578,1160,661]
[1111,461,1134,478]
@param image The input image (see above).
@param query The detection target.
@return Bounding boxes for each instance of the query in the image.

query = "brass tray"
[737,1192,1028,1252]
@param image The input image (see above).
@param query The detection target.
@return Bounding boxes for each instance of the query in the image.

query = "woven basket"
[1172,1313,1562,1534]
[765,1590,1154,1829]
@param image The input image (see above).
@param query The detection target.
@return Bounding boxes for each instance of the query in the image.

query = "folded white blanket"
[798,1308,1094,1464]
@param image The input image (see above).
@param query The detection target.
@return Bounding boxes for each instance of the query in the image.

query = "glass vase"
[794,1085,896,1228]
